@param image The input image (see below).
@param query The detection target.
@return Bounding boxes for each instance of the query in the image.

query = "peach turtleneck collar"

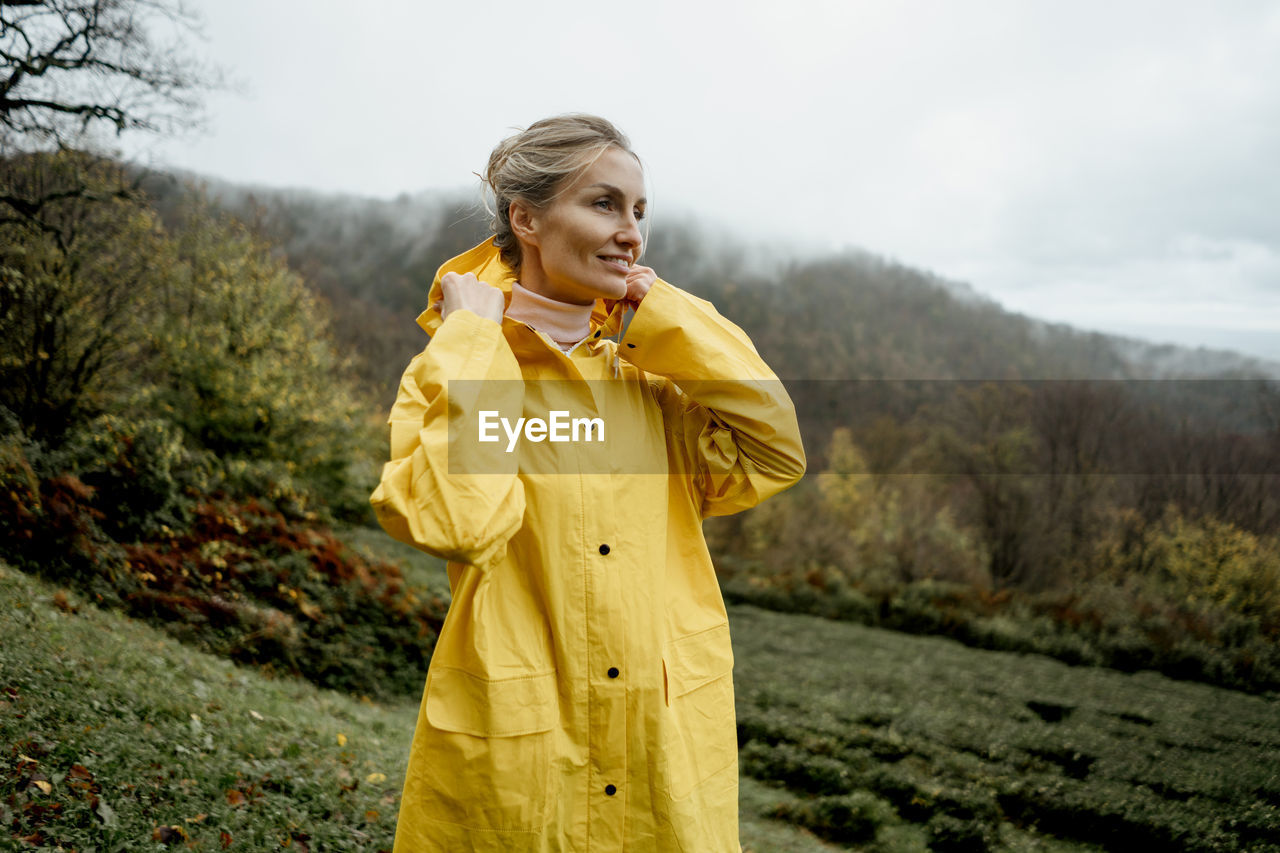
[504,280,595,351]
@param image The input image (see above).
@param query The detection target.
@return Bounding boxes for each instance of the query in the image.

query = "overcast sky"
[125,0,1280,362]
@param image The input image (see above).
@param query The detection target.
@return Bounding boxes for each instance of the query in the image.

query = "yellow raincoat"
[371,238,806,852]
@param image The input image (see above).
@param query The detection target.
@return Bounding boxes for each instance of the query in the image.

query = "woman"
[371,114,806,853]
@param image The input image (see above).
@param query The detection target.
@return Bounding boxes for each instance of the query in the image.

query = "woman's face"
[515,146,646,305]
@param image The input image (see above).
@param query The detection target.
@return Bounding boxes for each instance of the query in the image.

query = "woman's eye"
[635,209,646,222]
[594,199,613,211]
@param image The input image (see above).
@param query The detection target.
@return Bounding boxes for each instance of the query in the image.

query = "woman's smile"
[599,254,633,274]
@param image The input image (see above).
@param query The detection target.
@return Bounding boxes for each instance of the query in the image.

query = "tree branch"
[1,0,217,149]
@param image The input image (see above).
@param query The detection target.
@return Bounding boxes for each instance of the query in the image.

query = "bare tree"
[2,0,220,236]
[1030,380,1130,572]
[1,0,214,148]
[931,382,1042,589]
[1,1,221,439]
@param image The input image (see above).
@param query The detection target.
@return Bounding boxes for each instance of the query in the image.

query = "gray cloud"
[124,0,1280,361]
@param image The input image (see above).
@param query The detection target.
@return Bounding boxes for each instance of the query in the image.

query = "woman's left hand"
[624,265,657,308]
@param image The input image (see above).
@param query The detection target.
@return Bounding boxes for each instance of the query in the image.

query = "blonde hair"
[482,114,638,275]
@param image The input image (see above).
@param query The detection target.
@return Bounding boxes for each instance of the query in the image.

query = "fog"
[123,0,1280,362]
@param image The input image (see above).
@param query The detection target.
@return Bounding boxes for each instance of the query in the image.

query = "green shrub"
[858,764,934,822]
[740,741,856,796]
[721,564,1280,693]
[53,414,199,540]
[771,791,898,845]
[736,706,803,749]
[0,431,128,597]
[926,813,996,853]
[1155,511,1280,633]
[149,197,374,523]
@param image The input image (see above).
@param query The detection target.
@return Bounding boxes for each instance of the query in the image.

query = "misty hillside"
[139,171,1280,401]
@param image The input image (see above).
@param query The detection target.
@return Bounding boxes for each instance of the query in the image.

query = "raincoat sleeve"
[619,279,807,516]
[369,309,526,571]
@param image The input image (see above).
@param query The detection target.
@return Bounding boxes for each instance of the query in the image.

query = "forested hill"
[140,171,1280,399]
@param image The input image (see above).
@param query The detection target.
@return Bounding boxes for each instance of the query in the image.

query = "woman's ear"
[509,199,539,246]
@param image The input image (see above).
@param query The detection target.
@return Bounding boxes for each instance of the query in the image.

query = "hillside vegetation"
[4,151,1279,849]
[5,564,1277,851]
[174,177,1280,390]
[188,179,1280,693]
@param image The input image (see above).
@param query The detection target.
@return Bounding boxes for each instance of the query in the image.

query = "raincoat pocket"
[413,666,558,832]
[426,665,558,736]
[660,623,737,801]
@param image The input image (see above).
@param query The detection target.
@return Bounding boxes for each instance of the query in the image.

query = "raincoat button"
[605,784,617,796]
[626,342,636,348]
[598,544,610,555]
[608,667,619,678]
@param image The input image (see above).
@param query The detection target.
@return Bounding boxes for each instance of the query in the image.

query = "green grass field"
[3,561,1278,851]
[730,604,1280,851]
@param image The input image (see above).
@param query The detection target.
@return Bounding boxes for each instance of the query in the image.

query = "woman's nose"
[618,214,643,249]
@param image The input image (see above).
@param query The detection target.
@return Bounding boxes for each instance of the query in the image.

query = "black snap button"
[593,330,601,338]
[626,342,635,348]
[608,667,619,678]
[598,544,610,555]
[605,784,617,796]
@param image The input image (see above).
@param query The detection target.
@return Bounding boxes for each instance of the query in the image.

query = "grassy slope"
[731,604,1280,851]
[4,561,1277,851]
[1,563,410,851]
[0,565,835,852]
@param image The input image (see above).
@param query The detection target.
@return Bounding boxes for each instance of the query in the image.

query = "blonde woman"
[372,114,805,852]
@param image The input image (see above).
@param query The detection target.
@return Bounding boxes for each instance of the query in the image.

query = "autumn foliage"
[1,424,445,697]
[1,151,432,698]
[120,500,447,699]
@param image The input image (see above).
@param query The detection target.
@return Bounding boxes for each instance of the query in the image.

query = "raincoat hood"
[415,237,628,339]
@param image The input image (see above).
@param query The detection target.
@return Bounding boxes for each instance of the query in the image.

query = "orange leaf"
[226,789,247,806]
[220,830,233,849]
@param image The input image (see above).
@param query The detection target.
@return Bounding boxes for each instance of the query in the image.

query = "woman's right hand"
[436,272,505,325]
